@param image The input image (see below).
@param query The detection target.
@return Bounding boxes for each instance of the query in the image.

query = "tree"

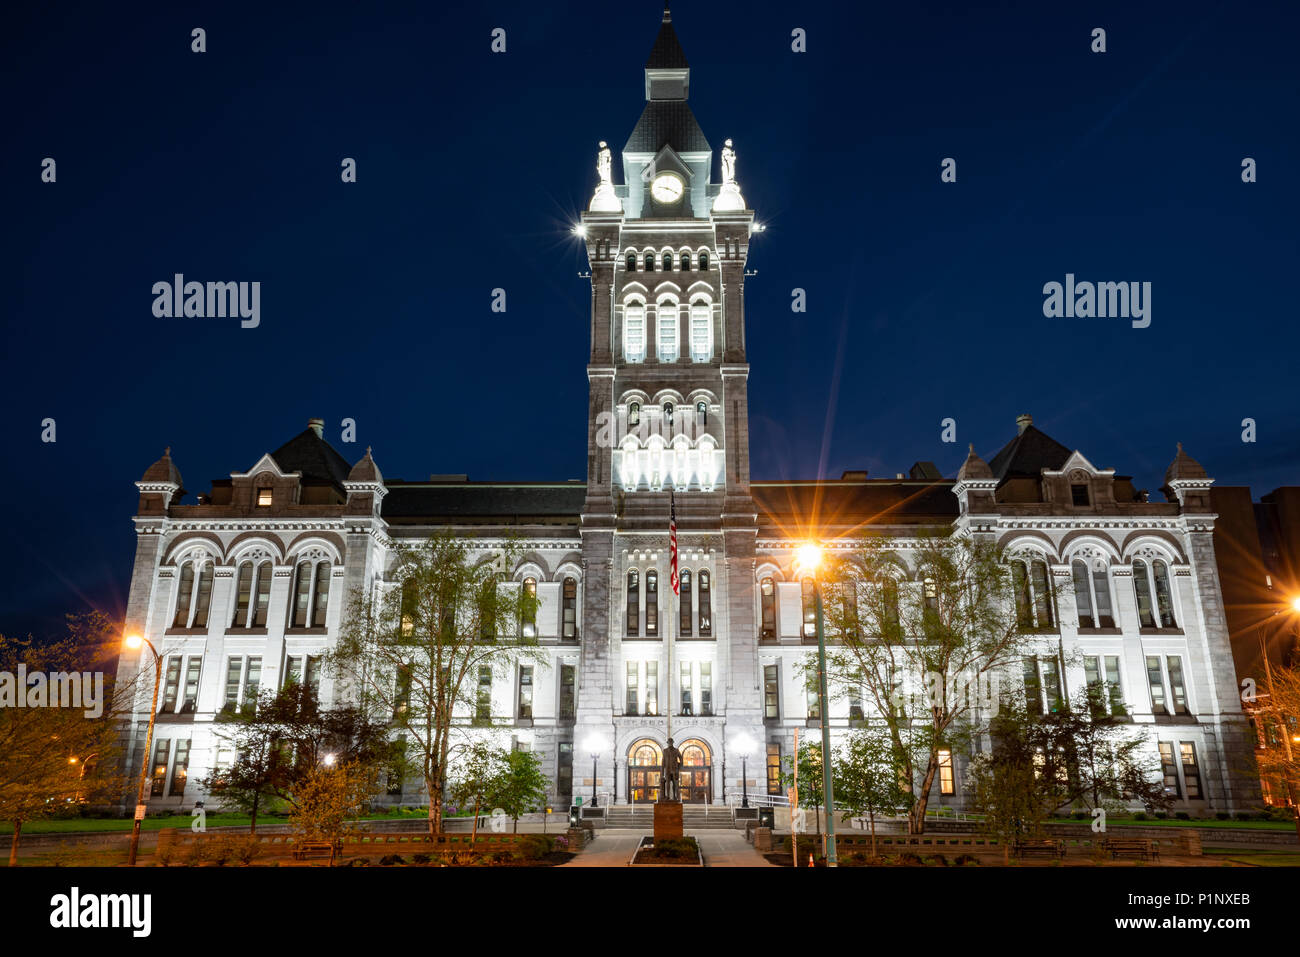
[288,760,379,865]
[492,748,549,832]
[448,740,504,844]
[781,740,825,845]
[1250,661,1300,839]
[0,615,127,866]
[968,686,1172,845]
[833,727,914,857]
[330,534,543,835]
[198,681,394,834]
[820,534,1040,833]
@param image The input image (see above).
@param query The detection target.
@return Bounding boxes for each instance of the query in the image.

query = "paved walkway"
[562,828,773,867]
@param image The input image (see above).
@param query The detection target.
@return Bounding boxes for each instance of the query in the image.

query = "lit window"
[760,577,776,641]
[628,401,640,427]
[658,302,679,362]
[522,577,537,638]
[764,664,779,719]
[624,303,646,362]
[938,749,954,795]
[689,302,711,361]
[518,665,533,719]
[626,569,639,637]
[562,577,577,640]
[256,487,273,507]
[679,569,692,637]
[476,665,492,724]
[766,742,782,794]
[698,570,711,635]
[646,570,659,636]
[801,578,816,640]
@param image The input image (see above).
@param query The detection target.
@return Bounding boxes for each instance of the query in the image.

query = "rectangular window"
[292,563,311,628]
[476,666,492,723]
[938,749,955,795]
[764,665,779,719]
[558,742,574,798]
[224,657,243,709]
[680,570,693,637]
[1105,655,1124,715]
[806,679,820,721]
[172,564,193,628]
[562,578,577,640]
[181,657,201,713]
[1030,561,1054,627]
[192,565,213,628]
[645,661,658,716]
[312,562,330,626]
[626,662,639,716]
[285,655,303,687]
[162,656,182,712]
[698,572,712,636]
[699,662,712,716]
[690,303,711,361]
[1092,566,1114,627]
[645,572,658,636]
[559,664,576,720]
[150,739,171,797]
[626,570,639,637]
[304,655,321,696]
[1158,741,1181,798]
[625,305,645,363]
[657,303,679,362]
[233,563,253,626]
[1147,656,1168,714]
[680,661,693,716]
[1042,656,1063,713]
[848,686,864,721]
[1167,656,1188,715]
[801,579,817,640]
[1072,562,1094,628]
[170,739,191,797]
[244,657,261,711]
[1071,483,1090,506]
[760,579,776,640]
[1023,658,1043,717]
[257,487,273,507]
[252,565,271,627]
[387,738,406,796]
[1180,742,1201,799]
[517,666,533,719]
[766,742,782,794]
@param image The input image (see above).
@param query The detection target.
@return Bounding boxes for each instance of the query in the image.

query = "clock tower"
[574,3,762,800]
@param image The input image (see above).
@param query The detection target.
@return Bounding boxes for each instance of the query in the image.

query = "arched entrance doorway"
[627,739,661,804]
[625,738,713,804]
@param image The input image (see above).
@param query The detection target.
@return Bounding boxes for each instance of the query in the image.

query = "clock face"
[650,172,685,204]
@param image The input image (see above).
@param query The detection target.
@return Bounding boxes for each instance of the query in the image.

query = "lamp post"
[123,633,162,866]
[69,753,100,805]
[734,734,754,808]
[796,543,838,867]
[583,734,607,808]
[1258,589,1300,840]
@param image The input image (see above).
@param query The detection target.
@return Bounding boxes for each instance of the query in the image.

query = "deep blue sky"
[4,1,1298,639]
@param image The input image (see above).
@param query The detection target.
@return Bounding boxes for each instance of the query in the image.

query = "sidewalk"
[562,828,773,867]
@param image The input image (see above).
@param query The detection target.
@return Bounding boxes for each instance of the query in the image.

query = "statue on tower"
[713,137,746,212]
[597,140,612,185]
[588,139,621,212]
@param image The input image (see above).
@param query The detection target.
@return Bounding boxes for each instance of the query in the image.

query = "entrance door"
[679,740,712,804]
[627,739,662,804]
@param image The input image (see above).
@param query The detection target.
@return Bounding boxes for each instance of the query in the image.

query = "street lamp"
[734,734,755,808]
[1257,585,1300,841]
[795,543,839,867]
[583,734,607,808]
[123,633,162,866]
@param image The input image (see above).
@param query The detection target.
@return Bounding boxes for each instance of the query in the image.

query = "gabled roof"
[988,425,1074,481]
[646,8,688,69]
[624,100,710,154]
[270,428,353,489]
[382,483,586,523]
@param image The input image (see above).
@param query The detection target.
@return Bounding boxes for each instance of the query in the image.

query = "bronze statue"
[660,737,682,802]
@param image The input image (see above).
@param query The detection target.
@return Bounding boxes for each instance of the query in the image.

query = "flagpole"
[666,490,675,744]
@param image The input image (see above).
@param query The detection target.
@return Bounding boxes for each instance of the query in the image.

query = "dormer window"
[1071,483,1090,506]
[256,488,273,507]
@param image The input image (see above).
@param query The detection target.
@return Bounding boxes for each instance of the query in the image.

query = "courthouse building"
[117,7,1259,815]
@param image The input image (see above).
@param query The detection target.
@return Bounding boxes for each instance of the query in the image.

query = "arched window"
[562,577,577,640]
[232,559,273,628]
[698,570,712,636]
[657,302,679,362]
[663,402,674,427]
[172,558,214,629]
[689,302,711,361]
[1012,559,1054,630]
[645,570,659,636]
[291,557,331,628]
[624,303,646,363]
[1133,559,1177,628]
[400,579,417,636]
[662,251,673,271]
[644,252,655,271]
[521,577,537,638]
[626,251,636,271]
[1072,559,1114,629]
[760,577,776,641]
[679,569,693,636]
[628,401,640,427]
[696,401,707,427]
[681,251,691,271]
[699,250,709,269]
[626,569,639,637]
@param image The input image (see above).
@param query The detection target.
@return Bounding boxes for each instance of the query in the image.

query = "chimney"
[307,418,325,438]
[1016,413,1033,434]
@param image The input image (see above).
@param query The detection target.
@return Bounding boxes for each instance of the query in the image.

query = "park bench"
[292,841,340,861]
[1102,839,1158,862]
[1014,839,1065,860]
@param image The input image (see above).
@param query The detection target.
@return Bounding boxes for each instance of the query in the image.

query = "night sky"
[4,1,1298,639]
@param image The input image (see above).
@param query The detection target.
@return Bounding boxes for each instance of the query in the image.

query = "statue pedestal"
[654,801,683,841]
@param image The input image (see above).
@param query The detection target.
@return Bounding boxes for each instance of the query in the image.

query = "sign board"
[134,804,147,821]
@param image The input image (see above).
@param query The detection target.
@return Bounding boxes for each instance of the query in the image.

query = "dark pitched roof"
[1164,443,1208,486]
[270,429,353,489]
[646,8,688,69]
[624,100,710,154]
[382,483,586,523]
[347,448,383,485]
[988,425,1073,481]
[141,447,183,487]
[753,479,958,531]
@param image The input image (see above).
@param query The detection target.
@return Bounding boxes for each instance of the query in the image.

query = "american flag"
[669,489,679,595]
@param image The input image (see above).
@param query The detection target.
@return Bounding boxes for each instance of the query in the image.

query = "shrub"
[953,854,979,867]
[651,837,698,860]
[379,854,406,866]
[519,834,556,861]
[1133,812,1148,821]
[897,852,924,866]
[1175,812,1190,821]
[1215,812,1231,820]
[1235,812,1256,822]
[927,854,950,867]
[1071,810,1089,820]
[412,853,431,865]
[233,836,261,865]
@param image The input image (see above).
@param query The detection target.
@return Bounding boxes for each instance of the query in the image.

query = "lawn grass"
[1048,817,1296,831]
[1203,847,1300,867]
[3,806,433,835]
